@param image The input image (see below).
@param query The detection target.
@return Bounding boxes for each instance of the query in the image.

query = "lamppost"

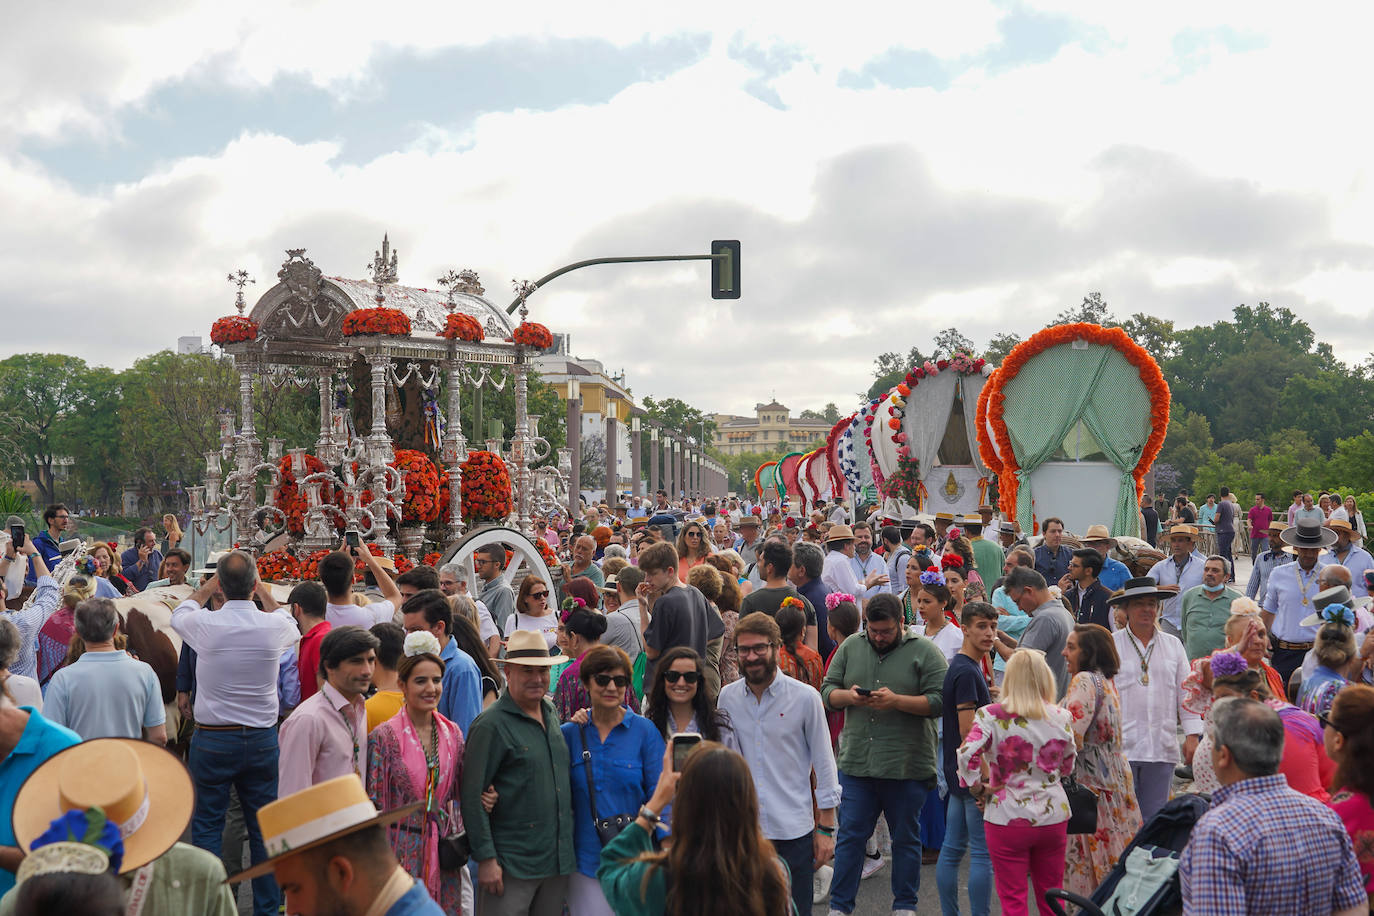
[630,416,642,499]
[648,425,659,497]
[605,394,618,506]
[566,378,581,518]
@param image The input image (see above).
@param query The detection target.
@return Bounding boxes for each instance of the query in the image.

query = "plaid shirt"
[1181,774,1367,915]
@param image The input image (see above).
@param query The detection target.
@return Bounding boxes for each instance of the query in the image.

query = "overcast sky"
[5,3,1374,417]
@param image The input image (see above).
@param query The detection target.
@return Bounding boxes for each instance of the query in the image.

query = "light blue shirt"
[2,577,59,681]
[43,651,165,740]
[1263,561,1328,642]
[1099,556,1131,592]
[1328,545,1374,598]
[438,637,483,736]
[850,552,887,600]
[1147,551,1207,629]
[718,670,841,841]
[93,576,122,599]
[1246,549,1293,605]
[0,710,80,895]
[561,712,664,877]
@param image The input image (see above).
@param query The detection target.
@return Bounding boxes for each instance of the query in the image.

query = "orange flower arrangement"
[298,549,331,581]
[391,449,442,524]
[422,551,442,568]
[392,553,415,575]
[342,307,412,337]
[210,315,259,345]
[460,450,513,524]
[439,313,484,342]
[256,550,301,582]
[274,454,331,536]
[436,473,452,525]
[511,321,553,349]
[980,322,1170,524]
[533,535,557,567]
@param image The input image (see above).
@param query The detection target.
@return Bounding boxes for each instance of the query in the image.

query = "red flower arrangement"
[392,553,415,575]
[511,321,553,349]
[422,551,442,568]
[342,307,412,337]
[438,313,484,342]
[460,450,513,523]
[298,549,331,581]
[391,449,442,524]
[435,473,452,526]
[211,315,259,345]
[256,550,301,582]
[532,535,557,567]
[976,323,1169,526]
[274,454,331,536]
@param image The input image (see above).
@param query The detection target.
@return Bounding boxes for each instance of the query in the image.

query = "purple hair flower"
[1209,650,1249,680]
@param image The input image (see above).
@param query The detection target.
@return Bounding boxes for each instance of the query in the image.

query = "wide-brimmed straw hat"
[1280,520,1338,549]
[1106,576,1175,607]
[228,775,422,883]
[825,524,856,543]
[1165,525,1198,542]
[12,739,192,874]
[1267,520,1289,534]
[1082,524,1116,545]
[495,629,564,666]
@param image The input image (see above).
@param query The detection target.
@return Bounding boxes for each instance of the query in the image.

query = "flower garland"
[754,460,778,498]
[298,549,331,581]
[274,453,330,536]
[981,323,1169,523]
[860,399,886,495]
[341,307,411,337]
[839,414,862,492]
[824,415,851,498]
[460,450,513,523]
[438,313,484,342]
[511,321,553,349]
[391,449,442,524]
[256,550,301,582]
[210,315,259,346]
[975,379,1004,476]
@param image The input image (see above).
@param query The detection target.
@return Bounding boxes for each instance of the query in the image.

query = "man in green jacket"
[822,592,947,916]
[461,630,574,916]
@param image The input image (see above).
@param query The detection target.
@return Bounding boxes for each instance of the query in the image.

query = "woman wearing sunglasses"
[561,644,665,915]
[513,575,560,649]
[643,646,738,750]
[555,604,638,723]
[675,522,712,582]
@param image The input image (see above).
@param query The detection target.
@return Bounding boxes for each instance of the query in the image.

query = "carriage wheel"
[439,525,556,597]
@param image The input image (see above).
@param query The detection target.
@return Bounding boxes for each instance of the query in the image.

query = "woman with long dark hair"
[1324,684,1374,895]
[642,646,736,749]
[675,521,711,581]
[598,742,794,916]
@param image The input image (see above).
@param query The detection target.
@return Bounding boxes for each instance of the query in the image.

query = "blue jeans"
[936,793,992,916]
[830,771,927,913]
[189,726,282,916]
[771,833,813,916]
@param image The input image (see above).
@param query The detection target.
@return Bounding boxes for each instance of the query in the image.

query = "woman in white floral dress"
[1061,624,1142,897]
[957,648,1077,916]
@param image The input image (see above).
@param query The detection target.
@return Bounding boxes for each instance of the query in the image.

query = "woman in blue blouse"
[561,644,664,915]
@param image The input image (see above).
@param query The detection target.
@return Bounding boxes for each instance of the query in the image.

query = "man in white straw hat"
[460,629,573,915]
[1324,518,1374,598]
[1245,520,1294,606]
[228,775,440,915]
[1263,519,1335,686]
[6,737,234,916]
[1145,524,1206,638]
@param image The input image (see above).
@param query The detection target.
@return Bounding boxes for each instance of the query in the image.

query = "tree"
[1119,313,1177,364]
[984,332,1022,365]
[57,366,124,510]
[1051,292,1115,327]
[642,396,715,447]
[933,328,976,357]
[1157,408,1213,492]
[580,432,606,489]
[799,404,841,423]
[0,353,93,504]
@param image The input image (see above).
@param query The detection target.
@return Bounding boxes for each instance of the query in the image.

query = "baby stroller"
[1044,793,1211,916]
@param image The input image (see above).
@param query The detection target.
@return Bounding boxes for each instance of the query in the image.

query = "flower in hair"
[781,596,805,610]
[403,631,442,658]
[946,526,962,541]
[940,552,965,571]
[1320,603,1356,628]
[1209,650,1249,680]
[27,808,124,876]
[919,567,946,587]
[825,592,855,611]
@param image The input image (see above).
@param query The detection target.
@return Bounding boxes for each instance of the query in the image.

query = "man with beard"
[822,594,947,916]
[719,613,840,916]
[1246,520,1293,606]
[1262,520,1333,686]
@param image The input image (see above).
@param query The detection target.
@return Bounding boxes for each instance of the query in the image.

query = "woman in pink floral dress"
[957,648,1077,916]
[1061,625,1142,897]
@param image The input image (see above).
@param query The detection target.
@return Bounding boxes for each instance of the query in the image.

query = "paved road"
[811,858,1003,915]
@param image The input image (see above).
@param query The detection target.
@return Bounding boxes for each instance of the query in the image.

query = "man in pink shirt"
[277,626,377,796]
[1248,493,1273,562]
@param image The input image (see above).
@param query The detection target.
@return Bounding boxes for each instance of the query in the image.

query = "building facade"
[711,401,831,456]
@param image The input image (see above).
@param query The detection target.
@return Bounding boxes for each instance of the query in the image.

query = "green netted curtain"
[1001,344,1149,535]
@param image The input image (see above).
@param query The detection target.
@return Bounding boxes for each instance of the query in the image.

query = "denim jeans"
[772,833,814,916]
[936,793,992,916]
[830,771,927,913]
[189,726,282,916]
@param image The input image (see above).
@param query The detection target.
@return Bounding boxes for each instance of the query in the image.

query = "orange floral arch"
[978,323,1170,523]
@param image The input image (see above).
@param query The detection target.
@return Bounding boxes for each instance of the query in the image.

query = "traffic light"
[710,240,740,299]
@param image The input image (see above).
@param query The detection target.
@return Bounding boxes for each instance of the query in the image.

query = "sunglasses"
[592,674,630,688]
[530,591,549,600]
[663,670,700,684]
[686,531,702,538]
[1317,712,1348,735]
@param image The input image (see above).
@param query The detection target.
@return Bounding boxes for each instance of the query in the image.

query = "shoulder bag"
[580,725,636,845]
[1062,674,1103,835]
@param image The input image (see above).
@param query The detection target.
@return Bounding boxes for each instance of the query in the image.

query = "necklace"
[1126,629,1156,686]
[1294,563,1317,606]
[337,702,360,776]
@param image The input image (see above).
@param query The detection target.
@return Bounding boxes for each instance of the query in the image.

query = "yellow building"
[712,401,831,456]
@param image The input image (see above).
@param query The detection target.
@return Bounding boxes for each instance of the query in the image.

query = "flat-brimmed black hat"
[1106,576,1174,607]
[1280,520,1337,549]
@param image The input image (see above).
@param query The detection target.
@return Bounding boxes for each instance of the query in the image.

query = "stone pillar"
[631,418,642,499]
[567,380,582,518]
[605,415,618,505]
[649,427,659,497]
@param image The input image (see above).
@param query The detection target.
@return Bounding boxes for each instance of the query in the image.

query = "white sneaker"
[892,910,917,916]
[861,853,886,879]
[813,864,833,903]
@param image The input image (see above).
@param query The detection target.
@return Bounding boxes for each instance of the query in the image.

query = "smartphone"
[671,733,701,771]
[345,530,360,548]
[854,687,873,697]
[9,525,23,550]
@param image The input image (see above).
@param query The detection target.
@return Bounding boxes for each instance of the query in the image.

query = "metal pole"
[506,253,728,314]
[649,427,659,497]
[631,419,642,499]
[567,381,581,519]
[513,352,532,534]
[605,415,617,506]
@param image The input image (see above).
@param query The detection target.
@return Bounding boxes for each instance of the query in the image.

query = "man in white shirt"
[1145,525,1206,637]
[1325,518,1374,598]
[438,560,500,655]
[820,525,885,600]
[1107,577,1203,822]
[320,545,402,629]
[602,567,645,664]
[171,550,300,916]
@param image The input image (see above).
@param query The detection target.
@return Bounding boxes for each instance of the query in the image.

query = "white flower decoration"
[404,630,442,658]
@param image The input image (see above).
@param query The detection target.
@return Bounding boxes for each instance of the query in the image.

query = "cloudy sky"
[5,2,1374,417]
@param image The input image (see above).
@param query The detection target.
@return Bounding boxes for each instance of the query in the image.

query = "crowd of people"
[0,488,1369,916]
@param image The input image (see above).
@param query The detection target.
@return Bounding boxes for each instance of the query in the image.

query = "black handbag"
[1063,675,1103,835]
[580,726,634,845]
[435,798,469,871]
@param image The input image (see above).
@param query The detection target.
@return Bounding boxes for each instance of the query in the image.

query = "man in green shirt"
[964,517,1004,590]
[461,630,574,916]
[822,593,947,915]
[1179,555,1242,660]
